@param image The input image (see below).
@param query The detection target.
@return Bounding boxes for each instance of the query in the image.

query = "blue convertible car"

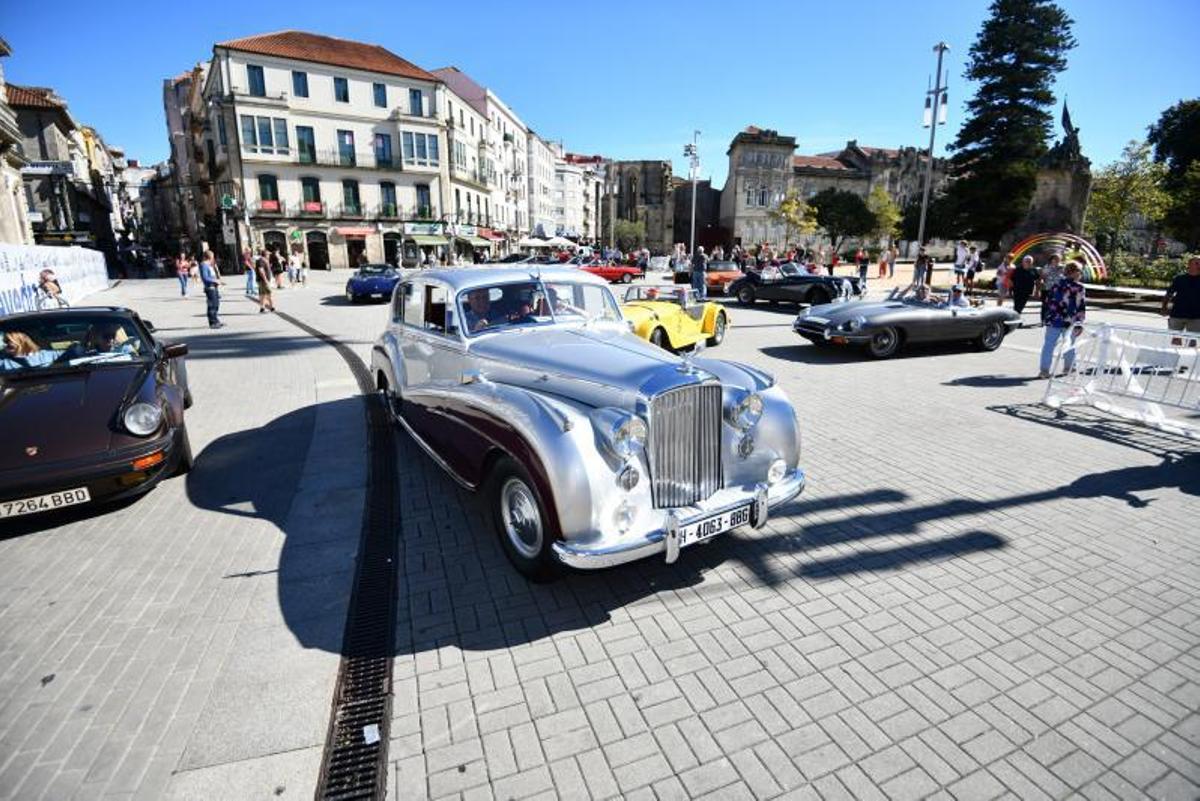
[345,264,401,303]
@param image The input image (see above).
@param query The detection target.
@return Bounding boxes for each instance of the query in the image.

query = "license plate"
[679,503,752,548]
[0,487,91,519]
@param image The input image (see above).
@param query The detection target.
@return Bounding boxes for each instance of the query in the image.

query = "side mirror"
[163,342,189,359]
[143,320,156,333]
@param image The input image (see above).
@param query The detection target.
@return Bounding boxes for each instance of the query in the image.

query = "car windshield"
[457,280,620,336]
[359,264,393,275]
[779,263,802,277]
[1,314,151,375]
[623,285,697,307]
[706,261,738,272]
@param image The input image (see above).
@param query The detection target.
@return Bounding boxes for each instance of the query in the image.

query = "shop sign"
[403,221,443,236]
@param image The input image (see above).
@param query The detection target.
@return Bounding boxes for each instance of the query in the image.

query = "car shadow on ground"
[760,340,980,365]
[944,374,1039,387]
[319,294,391,307]
[0,495,142,540]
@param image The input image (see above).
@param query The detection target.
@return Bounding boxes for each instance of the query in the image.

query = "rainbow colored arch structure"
[1006,232,1108,282]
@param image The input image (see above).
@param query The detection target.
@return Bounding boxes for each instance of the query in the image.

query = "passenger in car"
[0,331,58,371]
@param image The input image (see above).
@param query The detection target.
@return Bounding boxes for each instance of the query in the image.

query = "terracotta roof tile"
[793,155,851,171]
[860,145,900,158]
[5,84,62,109]
[217,30,436,82]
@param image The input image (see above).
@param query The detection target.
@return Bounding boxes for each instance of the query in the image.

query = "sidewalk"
[0,280,367,800]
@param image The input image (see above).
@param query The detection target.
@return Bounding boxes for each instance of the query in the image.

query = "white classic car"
[371,267,806,579]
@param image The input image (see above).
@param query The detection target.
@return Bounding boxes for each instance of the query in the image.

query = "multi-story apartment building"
[161,66,206,252]
[8,83,120,266]
[194,31,451,270]
[549,143,600,241]
[441,82,497,259]
[0,38,33,245]
[432,67,528,248]
[526,132,557,238]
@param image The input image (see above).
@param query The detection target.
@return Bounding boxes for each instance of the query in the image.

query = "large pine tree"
[945,0,1076,249]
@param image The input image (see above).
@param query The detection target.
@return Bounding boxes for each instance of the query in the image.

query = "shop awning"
[479,229,506,241]
[334,227,374,237]
[457,235,492,247]
[407,234,448,246]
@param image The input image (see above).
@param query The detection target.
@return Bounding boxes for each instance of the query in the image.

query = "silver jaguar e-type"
[371,267,805,579]
[793,291,1021,358]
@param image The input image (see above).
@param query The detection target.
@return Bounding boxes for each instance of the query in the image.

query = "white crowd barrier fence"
[1044,322,1200,439]
[0,244,110,316]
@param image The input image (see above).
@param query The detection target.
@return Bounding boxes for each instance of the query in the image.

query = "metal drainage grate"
[276,313,399,801]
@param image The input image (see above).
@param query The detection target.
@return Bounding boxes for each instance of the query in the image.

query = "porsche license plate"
[679,503,752,548]
[0,487,90,519]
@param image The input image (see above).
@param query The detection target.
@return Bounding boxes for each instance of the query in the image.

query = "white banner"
[0,244,109,316]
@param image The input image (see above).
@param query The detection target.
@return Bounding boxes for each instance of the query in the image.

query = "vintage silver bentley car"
[371,267,806,579]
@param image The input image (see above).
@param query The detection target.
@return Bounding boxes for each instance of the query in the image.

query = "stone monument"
[999,103,1093,254]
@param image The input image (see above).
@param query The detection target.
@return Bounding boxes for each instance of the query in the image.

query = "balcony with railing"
[252,199,285,216]
[331,202,365,219]
[298,200,325,217]
[374,203,400,220]
[245,147,400,171]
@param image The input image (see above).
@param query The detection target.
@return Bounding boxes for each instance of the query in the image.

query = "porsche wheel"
[736,286,756,306]
[488,457,557,581]
[867,327,902,359]
[621,273,633,283]
[978,321,1005,352]
[649,327,672,352]
[707,312,727,347]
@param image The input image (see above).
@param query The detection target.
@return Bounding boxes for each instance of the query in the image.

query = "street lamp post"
[916,42,949,259]
[684,131,700,255]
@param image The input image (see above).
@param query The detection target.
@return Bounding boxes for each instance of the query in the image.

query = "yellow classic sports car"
[620,286,730,351]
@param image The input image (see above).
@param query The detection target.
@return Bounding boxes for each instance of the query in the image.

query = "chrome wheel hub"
[500,478,542,558]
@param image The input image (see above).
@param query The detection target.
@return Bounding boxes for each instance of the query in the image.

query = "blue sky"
[5,0,1196,186]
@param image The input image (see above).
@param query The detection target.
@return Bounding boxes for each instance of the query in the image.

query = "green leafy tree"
[944,0,1076,249]
[1084,140,1168,255]
[809,188,875,254]
[1147,99,1200,247]
[767,190,818,246]
[901,194,958,242]
[866,185,901,243]
[613,219,646,251]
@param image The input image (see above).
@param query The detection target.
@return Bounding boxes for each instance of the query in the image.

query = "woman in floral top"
[1038,261,1086,378]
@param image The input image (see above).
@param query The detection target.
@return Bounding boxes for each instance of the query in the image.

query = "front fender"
[371,330,404,390]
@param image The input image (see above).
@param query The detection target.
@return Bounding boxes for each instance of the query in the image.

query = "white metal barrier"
[1044,322,1200,438]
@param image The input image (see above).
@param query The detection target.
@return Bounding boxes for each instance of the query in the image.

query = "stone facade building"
[601,159,674,253]
[720,126,948,249]
[671,177,723,251]
[0,38,33,245]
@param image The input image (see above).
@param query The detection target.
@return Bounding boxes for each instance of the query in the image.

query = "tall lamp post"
[916,42,949,256]
[684,131,700,255]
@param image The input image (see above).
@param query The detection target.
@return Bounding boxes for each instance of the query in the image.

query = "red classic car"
[580,262,643,284]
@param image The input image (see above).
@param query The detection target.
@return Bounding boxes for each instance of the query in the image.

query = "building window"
[241,115,257,151]
[373,82,387,108]
[258,174,279,211]
[416,184,431,217]
[334,76,349,103]
[337,130,355,167]
[455,188,461,218]
[292,71,309,98]
[273,119,289,154]
[342,180,360,214]
[374,133,393,168]
[247,65,265,97]
[217,114,227,146]
[409,88,423,116]
[380,182,397,216]
[301,177,321,204]
[256,117,274,152]
[297,126,316,164]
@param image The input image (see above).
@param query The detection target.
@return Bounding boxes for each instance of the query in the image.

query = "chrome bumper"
[551,468,806,570]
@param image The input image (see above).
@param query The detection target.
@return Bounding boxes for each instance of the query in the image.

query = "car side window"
[403,282,424,327]
[423,285,450,335]
[392,283,410,324]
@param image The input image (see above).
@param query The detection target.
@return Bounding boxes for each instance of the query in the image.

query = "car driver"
[463,289,492,332]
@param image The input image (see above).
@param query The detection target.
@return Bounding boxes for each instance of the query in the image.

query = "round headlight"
[768,458,787,485]
[612,415,647,458]
[617,463,640,491]
[729,392,764,430]
[844,316,867,332]
[124,402,163,436]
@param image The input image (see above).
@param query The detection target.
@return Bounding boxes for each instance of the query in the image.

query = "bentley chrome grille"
[647,383,724,508]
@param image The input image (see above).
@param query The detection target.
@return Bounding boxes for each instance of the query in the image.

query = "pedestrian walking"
[691,246,708,300]
[242,248,256,297]
[1039,254,1064,325]
[1160,255,1200,334]
[964,246,980,294]
[1011,255,1037,315]
[199,251,224,328]
[1038,261,1086,378]
[255,253,276,313]
[995,255,1013,307]
[289,249,306,287]
[188,256,200,288]
[911,249,929,287]
[269,249,286,289]
[175,255,190,297]
[855,247,869,280]
[953,239,968,284]
[887,244,897,279]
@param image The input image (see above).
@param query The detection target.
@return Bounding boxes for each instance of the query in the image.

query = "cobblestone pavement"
[1,271,1197,800]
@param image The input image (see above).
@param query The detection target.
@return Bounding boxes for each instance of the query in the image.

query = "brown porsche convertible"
[0,307,193,521]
